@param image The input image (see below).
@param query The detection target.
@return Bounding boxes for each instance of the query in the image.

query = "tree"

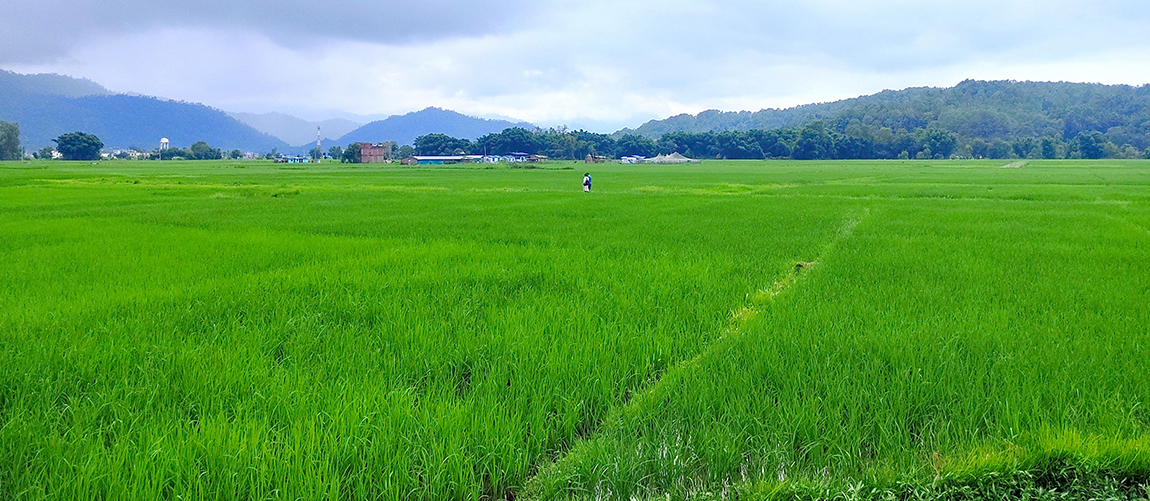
[189,141,223,160]
[328,145,343,160]
[397,145,414,159]
[969,138,988,158]
[229,149,243,159]
[36,146,55,159]
[986,140,1013,159]
[475,128,538,155]
[571,130,616,158]
[414,133,472,155]
[793,121,833,160]
[1075,131,1108,159]
[309,147,322,161]
[918,128,957,159]
[615,134,657,157]
[0,121,20,160]
[340,142,361,163]
[1040,138,1059,159]
[54,132,103,160]
[1011,138,1036,159]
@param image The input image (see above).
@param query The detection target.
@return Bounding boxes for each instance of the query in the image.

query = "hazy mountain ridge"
[0,70,287,151]
[0,69,110,98]
[4,70,1149,155]
[337,107,535,146]
[229,111,362,146]
[618,80,1150,148]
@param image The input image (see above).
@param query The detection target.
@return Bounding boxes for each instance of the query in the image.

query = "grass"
[1,159,1148,500]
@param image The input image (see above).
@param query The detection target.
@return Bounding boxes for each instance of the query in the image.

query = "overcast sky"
[4,0,1150,131]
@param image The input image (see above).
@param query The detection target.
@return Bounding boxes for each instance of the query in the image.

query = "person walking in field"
[583,172,592,192]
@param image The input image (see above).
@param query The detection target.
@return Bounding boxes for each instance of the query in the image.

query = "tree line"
[394,123,1150,161]
[619,80,1150,151]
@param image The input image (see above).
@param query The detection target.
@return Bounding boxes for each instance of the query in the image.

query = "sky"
[4,0,1150,132]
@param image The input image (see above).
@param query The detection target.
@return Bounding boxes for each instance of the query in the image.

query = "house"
[409,155,479,165]
[359,143,392,163]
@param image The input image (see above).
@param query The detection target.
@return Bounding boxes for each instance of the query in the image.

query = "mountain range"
[0,69,541,153]
[3,69,1149,155]
[229,107,538,150]
[334,108,535,146]
[618,80,1150,149]
[0,70,286,151]
[227,112,362,147]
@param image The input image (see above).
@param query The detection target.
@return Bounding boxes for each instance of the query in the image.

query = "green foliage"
[228,149,243,159]
[189,141,223,160]
[414,133,473,155]
[622,80,1150,149]
[615,134,657,157]
[476,127,547,156]
[340,142,360,163]
[1076,131,1108,159]
[52,131,103,160]
[0,121,20,160]
[408,120,1073,161]
[156,146,193,160]
[35,146,55,159]
[327,145,343,160]
[1041,138,1060,159]
[794,121,833,159]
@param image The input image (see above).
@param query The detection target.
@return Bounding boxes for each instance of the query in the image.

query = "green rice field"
[1,159,1148,500]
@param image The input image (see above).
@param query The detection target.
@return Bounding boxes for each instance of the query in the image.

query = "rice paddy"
[1,159,1148,500]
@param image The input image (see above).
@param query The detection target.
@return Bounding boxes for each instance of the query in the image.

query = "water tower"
[159,138,169,160]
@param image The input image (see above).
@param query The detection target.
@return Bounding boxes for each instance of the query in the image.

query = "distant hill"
[338,107,535,146]
[229,111,362,146]
[0,70,288,151]
[0,70,111,98]
[617,80,1150,149]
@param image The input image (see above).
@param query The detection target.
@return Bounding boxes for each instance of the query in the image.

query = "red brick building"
[359,142,393,163]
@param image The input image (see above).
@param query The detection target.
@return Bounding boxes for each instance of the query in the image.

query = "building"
[276,156,310,164]
[359,143,393,163]
[407,155,481,165]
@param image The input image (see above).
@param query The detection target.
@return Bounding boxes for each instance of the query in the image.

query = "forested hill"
[618,80,1150,149]
[0,70,287,151]
[0,70,111,98]
[338,107,535,146]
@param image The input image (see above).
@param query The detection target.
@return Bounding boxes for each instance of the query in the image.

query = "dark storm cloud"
[4,0,1149,129]
[1,0,538,63]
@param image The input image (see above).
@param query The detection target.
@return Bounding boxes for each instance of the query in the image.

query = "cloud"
[4,0,1149,131]
[0,0,541,63]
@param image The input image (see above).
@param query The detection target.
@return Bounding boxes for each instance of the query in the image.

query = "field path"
[524,209,870,498]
